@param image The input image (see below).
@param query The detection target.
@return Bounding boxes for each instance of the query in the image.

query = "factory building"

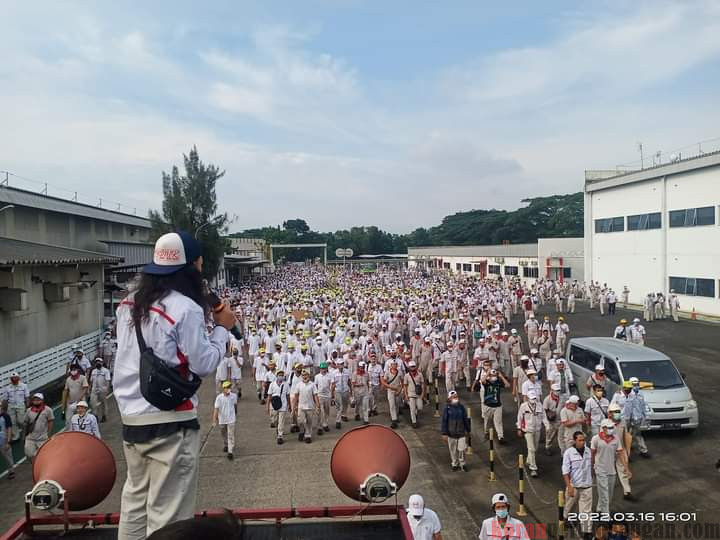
[584,151,720,317]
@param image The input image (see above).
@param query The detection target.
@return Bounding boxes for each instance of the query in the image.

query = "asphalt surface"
[1,300,719,539]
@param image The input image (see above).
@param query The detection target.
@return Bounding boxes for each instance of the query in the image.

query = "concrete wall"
[0,205,150,251]
[586,164,720,316]
[537,237,584,282]
[0,264,105,366]
[409,253,542,285]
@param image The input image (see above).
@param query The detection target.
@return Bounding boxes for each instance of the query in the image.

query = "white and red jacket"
[114,291,229,426]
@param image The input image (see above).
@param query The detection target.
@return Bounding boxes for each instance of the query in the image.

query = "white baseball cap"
[32,393,44,400]
[408,361,417,368]
[527,390,538,400]
[530,348,538,354]
[76,400,89,408]
[510,329,518,334]
[408,494,425,517]
[551,383,561,391]
[595,364,604,371]
[526,368,537,375]
[629,376,640,385]
[144,231,202,275]
[601,419,615,429]
[358,361,366,368]
[568,395,580,404]
[447,390,458,399]
[491,493,509,506]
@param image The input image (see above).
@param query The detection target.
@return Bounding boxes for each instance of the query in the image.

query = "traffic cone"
[691,307,697,320]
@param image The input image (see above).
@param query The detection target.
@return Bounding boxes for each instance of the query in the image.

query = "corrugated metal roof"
[102,241,153,269]
[407,244,538,258]
[0,186,151,228]
[0,237,123,266]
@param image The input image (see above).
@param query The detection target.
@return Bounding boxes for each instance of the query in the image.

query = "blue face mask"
[632,387,640,393]
[495,509,508,519]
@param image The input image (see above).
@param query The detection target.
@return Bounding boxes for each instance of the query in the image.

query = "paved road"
[1,301,718,539]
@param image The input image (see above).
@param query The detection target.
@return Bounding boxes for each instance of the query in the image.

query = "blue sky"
[2,1,719,232]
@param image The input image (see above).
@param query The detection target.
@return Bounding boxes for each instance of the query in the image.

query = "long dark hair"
[131,265,207,326]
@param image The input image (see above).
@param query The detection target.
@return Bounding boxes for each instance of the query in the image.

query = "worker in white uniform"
[266,370,290,444]
[562,431,593,539]
[669,290,681,322]
[69,400,101,439]
[213,381,238,460]
[1,372,29,442]
[406,494,443,540]
[292,369,320,443]
[542,383,562,455]
[591,419,630,514]
[627,319,646,345]
[367,354,383,416]
[516,389,548,477]
[478,493,530,540]
[331,358,351,429]
[313,362,333,433]
[88,359,112,422]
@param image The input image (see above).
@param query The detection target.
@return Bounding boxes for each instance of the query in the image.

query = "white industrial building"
[584,151,720,317]
[407,238,584,283]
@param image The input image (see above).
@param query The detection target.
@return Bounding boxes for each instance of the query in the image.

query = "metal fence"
[0,329,102,393]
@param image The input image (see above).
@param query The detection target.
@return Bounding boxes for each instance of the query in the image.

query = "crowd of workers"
[0,260,671,540]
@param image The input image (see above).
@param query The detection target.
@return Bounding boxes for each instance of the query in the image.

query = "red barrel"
[33,431,117,511]
[330,424,411,502]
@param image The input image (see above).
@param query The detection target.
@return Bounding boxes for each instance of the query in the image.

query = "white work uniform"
[214,392,238,453]
[407,508,442,540]
[69,412,102,439]
[562,445,593,533]
[478,516,530,540]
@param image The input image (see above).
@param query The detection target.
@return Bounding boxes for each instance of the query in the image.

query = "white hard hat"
[629,376,640,385]
[76,400,89,408]
[526,368,537,375]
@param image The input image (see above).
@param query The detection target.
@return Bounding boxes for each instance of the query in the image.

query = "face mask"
[451,399,459,405]
[495,509,508,519]
[606,427,615,435]
[595,391,603,398]
[612,412,621,421]
[277,376,285,382]
[70,370,79,376]
[632,387,640,393]
[489,377,498,382]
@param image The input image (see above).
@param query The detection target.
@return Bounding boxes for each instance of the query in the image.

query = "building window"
[669,276,715,297]
[488,264,500,275]
[523,267,539,278]
[473,264,482,273]
[504,265,518,276]
[463,263,472,272]
[443,262,450,269]
[456,263,461,271]
[669,206,715,228]
[594,216,624,233]
[563,267,572,278]
[627,212,662,231]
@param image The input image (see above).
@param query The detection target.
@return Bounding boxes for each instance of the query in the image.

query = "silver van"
[566,337,699,431]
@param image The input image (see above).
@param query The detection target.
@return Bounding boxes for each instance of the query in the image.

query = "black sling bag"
[136,324,202,411]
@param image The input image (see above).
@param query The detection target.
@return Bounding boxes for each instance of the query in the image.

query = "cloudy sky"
[2,1,719,233]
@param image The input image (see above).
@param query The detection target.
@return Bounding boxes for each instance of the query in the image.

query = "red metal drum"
[33,431,117,511]
[330,424,411,502]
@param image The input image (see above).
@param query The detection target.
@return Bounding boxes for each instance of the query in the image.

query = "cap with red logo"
[144,231,202,275]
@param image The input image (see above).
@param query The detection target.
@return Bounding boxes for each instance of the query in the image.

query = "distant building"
[222,237,271,284]
[0,185,151,389]
[585,151,720,316]
[407,238,583,283]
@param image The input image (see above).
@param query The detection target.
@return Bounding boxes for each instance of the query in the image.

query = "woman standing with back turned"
[114,231,236,540]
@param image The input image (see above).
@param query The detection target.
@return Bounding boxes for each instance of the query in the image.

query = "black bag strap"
[135,322,148,353]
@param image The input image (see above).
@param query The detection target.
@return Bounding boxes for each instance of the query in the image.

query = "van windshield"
[619,360,684,389]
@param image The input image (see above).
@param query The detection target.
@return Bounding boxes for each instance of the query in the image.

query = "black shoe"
[412,422,418,429]
[290,425,299,433]
[7,471,15,479]
[545,447,552,456]
[305,437,312,444]
[270,422,277,428]
[461,465,468,472]
[277,437,284,445]
[485,431,490,440]
[391,421,398,429]
[237,390,242,399]
[336,422,342,429]
[101,416,107,423]
[223,446,228,453]
[227,452,233,460]
[341,416,349,422]
[298,432,305,441]
[452,465,460,472]
[530,470,538,478]
[260,399,266,405]
[363,421,369,425]
[498,438,507,445]
[624,492,637,501]
[317,428,323,436]
[324,426,330,432]
[355,414,361,421]
[641,452,651,459]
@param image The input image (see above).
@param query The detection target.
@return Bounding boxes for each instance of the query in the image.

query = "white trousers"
[298,408,315,438]
[387,389,400,421]
[408,396,423,423]
[595,473,616,513]
[118,427,200,540]
[565,486,593,533]
[481,405,504,439]
[448,436,467,466]
[219,423,235,453]
[524,431,540,471]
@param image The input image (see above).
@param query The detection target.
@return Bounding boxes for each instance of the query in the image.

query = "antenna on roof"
[636,142,644,169]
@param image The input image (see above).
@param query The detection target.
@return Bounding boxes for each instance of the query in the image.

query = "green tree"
[149,146,229,279]
[283,218,310,235]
